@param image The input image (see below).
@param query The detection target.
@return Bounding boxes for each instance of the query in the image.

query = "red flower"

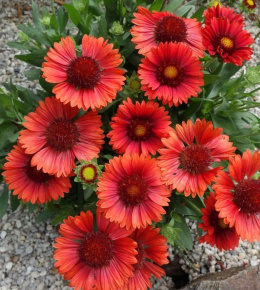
[243,0,257,9]
[158,119,236,198]
[214,150,260,242]
[121,226,169,290]
[138,42,204,107]
[19,97,104,177]
[131,6,204,58]
[2,143,71,204]
[53,210,137,289]
[97,154,171,230]
[202,17,254,66]
[107,98,172,156]
[42,35,125,111]
[203,4,244,26]
[198,192,239,251]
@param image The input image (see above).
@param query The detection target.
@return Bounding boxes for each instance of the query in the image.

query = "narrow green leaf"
[36,210,55,223]
[18,24,51,47]
[98,14,108,38]
[203,74,220,86]
[24,69,41,81]
[149,0,162,11]
[64,4,84,26]
[163,0,183,12]
[57,7,69,34]
[0,123,16,151]
[10,194,20,212]
[32,1,44,30]
[8,42,36,51]
[0,184,9,219]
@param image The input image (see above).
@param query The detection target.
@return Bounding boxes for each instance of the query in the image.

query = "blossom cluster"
[1,2,260,289]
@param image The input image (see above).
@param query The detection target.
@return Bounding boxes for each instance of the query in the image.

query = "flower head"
[158,119,236,198]
[97,154,171,230]
[107,98,172,156]
[202,17,253,66]
[214,150,260,242]
[198,192,239,251]
[42,35,125,111]
[121,226,169,289]
[138,42,204,107]
[203,4,244,26]
[54,210,137,289]
[2,143,71,204]
[131,6,205,58]
[243,0,257,10]
[19,97,104,177]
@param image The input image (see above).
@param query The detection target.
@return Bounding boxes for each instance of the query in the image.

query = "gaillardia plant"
[0,0,260,288]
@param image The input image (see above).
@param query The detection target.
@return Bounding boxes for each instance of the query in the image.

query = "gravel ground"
[0,0,260,289]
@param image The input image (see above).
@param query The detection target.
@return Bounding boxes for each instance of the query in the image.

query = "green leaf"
[104,0,118,27]
[32,1,44,30]
[50,14,59,30]
[51,206,74,226]
[24,69,41,81]
[8,42,36,51]
[191,5,205,22]
[39,76,55,94]
[16,49,48,67]
[18,24,52,47]
[203,74,220,86]
[89,0,102,15]
[0,184,9,219]
[27,202,40,213]
[0,123,17,151]
[64,4,85,26]
[36,210,55,223]
[174,216,193,250]
[149,0,162,11]
[98,14,108,38]
[57,7,69,34]
[10,194,20,212]
[163,0,183,12]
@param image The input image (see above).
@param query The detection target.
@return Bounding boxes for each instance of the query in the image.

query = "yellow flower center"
[218,218,228,229]
[247,0,254,5]
[164,65,178,79]
[127,185,140,197]
[220,37,234,50]
[82,166,96,182]
[134,124,147,137]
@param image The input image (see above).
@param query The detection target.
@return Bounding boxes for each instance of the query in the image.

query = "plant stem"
[181,197,203,217]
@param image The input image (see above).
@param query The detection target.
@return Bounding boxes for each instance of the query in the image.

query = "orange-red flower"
[131,6,204,58]
[202,17,254,66]
[107,98,172,156]
[42,35,125,111]
[203,4,244,26]
[158,119,236,198]
[198,192,239,251]
[97,154,171,230]
[19,97,104,177]
[121,226,169,290]
[243,0,257,9]
[138,42,204,107]
[214,150,260,242]
[2,143,71,204]
[53,210,137,289]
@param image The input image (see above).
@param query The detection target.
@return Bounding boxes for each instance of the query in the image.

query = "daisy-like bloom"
[131,6,205,58]
[53,210,138,289]
[107,98,172,156]
[19,97,104,177]
[198,192,239,251]
[203,4,244,26]
[121,226,169,290]
[243,0,257,10]
[97,154,171,230]
[214,150,260,242]
[158,119,236,198]
[2,143,71,204]
[42,35,125,111]
[202,17,254,66]
[138,42,204,107]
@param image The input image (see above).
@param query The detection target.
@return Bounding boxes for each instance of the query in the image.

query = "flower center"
[67,56,101,89]
[78,231,114,268]
[233,179,260,214]
[118,175,147,206]
[25,161,51,183]
[247,0,254,6]
[217,36,235,54]
[130,79,141,91]
[154,15,187,43]
[80,164,98,184]
[128,119,151,140]
[211,211,229,233]
[157,64,182,87]
[133,242,146,271]
[179,144,212,174]
[45,118,79,152]
[218,218,228,229]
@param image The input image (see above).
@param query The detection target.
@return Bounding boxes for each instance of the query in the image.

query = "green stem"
[51,0,55,15]
[203,57,216,70]
[181,197,203,217]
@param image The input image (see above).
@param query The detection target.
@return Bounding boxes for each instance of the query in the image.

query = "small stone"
[250,259,259,267]
[16,220,22,228]
[46,225,52,231]
[31,271,39,278]
[25,246,33,254]
[0,246,6,252]
[239,252,246,259]
[5,262,13,270]
[0,231,7,239]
